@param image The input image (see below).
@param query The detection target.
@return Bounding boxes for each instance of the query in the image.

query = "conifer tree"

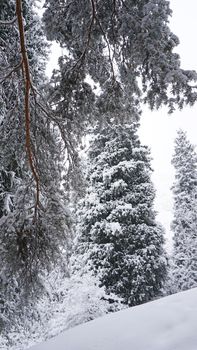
[171,130,197,292]
[77,121,167,306]
[43,0,197,135]
[0,0,72,334]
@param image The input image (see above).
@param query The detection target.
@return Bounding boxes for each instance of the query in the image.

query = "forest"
[0,0,197,349]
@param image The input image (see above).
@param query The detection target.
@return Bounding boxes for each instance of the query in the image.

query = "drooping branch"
[71,0,115,80]
[95,18,115,81]
[0,61,22,84]
[0,17,17,26]
[30,89,77,162]
[71,0,96,71]
[16,0,40,217]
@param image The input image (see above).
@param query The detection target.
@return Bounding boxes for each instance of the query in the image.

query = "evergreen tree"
[0,0,72,335]
[171,130,197,292]
[1,0,196,344]
[42,0,197,137]
[77,121,167,306]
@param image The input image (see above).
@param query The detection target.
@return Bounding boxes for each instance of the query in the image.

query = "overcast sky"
[46,0,197,251]
[139,0,197,250]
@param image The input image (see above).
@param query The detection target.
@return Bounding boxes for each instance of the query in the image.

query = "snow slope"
[29,288,197,350]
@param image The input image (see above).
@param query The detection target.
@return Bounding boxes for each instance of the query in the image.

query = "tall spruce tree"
[171,130,197,292]
[77,121,167,306]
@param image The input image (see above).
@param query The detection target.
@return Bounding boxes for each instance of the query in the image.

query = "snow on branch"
[0,17,17,26]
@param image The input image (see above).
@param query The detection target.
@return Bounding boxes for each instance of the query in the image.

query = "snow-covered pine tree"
[77,121,167,307]
[0,0,72,336]
[43,0,197,135]
[171,130,197,292]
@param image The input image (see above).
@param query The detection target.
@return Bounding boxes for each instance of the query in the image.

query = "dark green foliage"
[77,122,167,306]
[43,0,197,124]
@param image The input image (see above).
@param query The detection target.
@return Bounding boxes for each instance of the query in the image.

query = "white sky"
[46,0,197,251]
[139,0,197,250]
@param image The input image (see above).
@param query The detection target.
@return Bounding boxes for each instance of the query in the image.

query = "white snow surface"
[28,288,197,350]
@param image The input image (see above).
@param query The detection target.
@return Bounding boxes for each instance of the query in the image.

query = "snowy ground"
[29,288,197,350]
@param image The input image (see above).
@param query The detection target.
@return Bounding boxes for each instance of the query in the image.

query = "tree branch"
[0,61,22,84]
[95,18,115,81]
[71,0,96,70]
[16,0,40,218]
[0,17,17,26]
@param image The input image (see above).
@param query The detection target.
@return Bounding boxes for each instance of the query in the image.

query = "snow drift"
[29,288,197,350]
